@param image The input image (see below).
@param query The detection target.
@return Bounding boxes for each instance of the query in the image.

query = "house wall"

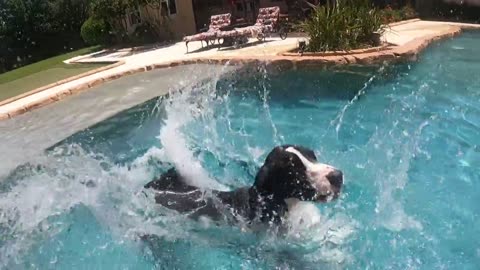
[125,0,198,40]
[166,0,197,39]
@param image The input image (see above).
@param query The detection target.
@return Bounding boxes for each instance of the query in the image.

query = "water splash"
[284,202,357,265]
[157,68,232,191]
[0,142,215,269]
[368,84,436,232]
[332,65,386,136]
[259,66,284,145]
[0,145,145,267]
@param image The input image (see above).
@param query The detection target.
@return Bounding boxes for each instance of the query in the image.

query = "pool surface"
[1,31,480,269]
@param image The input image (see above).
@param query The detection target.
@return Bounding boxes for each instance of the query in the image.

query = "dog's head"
[253,145,343,202]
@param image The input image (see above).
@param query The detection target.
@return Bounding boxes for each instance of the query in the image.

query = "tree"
[89,0,173,42]
[136,0,172,39]
[0,0,90,73]
[49,0,90,33]
[90,0,133,34]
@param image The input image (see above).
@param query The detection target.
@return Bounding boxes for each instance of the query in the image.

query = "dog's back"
[144,168,252,222]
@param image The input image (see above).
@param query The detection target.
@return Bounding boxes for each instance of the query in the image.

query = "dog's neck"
[248,186,289,224]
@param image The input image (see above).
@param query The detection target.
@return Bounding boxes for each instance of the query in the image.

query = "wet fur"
[144,145,343,226]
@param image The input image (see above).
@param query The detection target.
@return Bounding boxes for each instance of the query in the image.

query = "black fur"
[144,145,342,225]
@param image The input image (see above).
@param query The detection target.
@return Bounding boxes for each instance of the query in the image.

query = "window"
[168,0,177,15]
[128,9,142,25]
[161,0,177,16]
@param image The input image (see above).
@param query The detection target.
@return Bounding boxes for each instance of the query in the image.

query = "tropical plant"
[303,0,385,52]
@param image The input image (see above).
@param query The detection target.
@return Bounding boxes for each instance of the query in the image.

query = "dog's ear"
[263,145,287,164]
[253,145,306,193]
[253,146,284,194]
[253,162,271,192]
[253,145,318,195]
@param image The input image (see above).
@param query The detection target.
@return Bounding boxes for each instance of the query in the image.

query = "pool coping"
[0,20,478,121]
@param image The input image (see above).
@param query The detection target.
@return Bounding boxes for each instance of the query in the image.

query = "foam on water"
[0,143,208,269]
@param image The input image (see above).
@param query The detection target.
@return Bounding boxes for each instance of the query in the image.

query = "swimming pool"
[1,31,479,269]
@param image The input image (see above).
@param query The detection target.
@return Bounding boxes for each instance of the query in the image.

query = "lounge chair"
[183,13,232,53]
[217,7,286,48]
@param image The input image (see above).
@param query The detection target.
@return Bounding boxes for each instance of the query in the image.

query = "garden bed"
[282,43,391,57]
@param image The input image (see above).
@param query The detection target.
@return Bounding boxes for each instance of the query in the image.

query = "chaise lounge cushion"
[183,13,232,42]
[183,31,217,42]
[251,6,280,33]
[217,7,280,40]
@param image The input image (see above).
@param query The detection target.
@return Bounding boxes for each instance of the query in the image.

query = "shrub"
[80,17,110,45]
[380,5,418,24]
[400,5,418,20]
[303,1,385,52]
[357,7,385,44]
[130,22,157,45]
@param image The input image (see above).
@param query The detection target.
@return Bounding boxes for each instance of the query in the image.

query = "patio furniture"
[183,13,232,53]
[217,7,287,49]
[215,22,251,47]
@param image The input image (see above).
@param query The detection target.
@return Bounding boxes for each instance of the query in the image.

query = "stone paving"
[0,19,479,120]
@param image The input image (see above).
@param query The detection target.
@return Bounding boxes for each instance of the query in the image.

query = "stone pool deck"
[0,19,479,120]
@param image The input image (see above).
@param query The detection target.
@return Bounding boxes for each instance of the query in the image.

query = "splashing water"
[1,31,480,269]
[332,65,386,136]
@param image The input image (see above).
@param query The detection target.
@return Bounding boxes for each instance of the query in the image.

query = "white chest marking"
[284,198,322,229]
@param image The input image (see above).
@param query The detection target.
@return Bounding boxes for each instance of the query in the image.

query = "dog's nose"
[326,169,343,188]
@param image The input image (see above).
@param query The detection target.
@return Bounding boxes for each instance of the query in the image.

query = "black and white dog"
[144,145,343,225]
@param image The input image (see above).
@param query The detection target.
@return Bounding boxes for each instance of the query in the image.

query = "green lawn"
[0,46,107,102]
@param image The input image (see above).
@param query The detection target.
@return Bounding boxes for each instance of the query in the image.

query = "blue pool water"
[1,31,480,269]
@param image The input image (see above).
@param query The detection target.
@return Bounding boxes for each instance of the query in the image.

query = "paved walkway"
[383,20,479,45]
[0,19,479,119]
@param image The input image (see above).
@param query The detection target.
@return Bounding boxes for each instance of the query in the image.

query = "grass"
[0,46,106,102]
